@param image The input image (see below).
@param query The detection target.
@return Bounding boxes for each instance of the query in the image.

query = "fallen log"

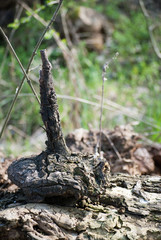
[0,174,161,239]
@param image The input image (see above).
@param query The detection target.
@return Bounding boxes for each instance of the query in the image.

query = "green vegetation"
[0,0,161,156]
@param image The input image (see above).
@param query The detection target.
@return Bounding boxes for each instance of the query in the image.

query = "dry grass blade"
[0,0,63,139]
[94,95,161,130]
[2,89,161,133]
[2,91,160,131]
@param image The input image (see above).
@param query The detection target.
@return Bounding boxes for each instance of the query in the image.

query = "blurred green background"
[0,0,161,156]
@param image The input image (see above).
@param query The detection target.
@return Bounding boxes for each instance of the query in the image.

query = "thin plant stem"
[98,66,105,154]
[104,133,122,161]
[19,1,85,87]
[0,27,40,104]
[1,92,161,131]
[23,0,63,72]
[0,27,40,139]
[139,0,149,18]
[98,53,121,161]
[0,0,63,139]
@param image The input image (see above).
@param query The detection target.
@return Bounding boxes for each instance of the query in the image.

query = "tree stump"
[0,50,161,240]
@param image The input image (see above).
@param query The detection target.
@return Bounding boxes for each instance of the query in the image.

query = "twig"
[139,0,150,18]
[104,133,122,161]
[0,0,63,139]
[0,27,40,104]
[139,0,161,59]
[98,65,106,154]
[0,27,40,139]
[24,0,64,70]
[20,0,85,128]
[98,53,122,160]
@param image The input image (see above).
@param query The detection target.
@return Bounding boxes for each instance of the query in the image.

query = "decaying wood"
[0,174,161,240]
[7,50,110,203]
[2,50,161,240]
[39,49,69,155]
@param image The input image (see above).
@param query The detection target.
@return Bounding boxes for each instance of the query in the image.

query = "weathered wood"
[39,49,69,155]
[7,150,110,203]
[0,174,161,240]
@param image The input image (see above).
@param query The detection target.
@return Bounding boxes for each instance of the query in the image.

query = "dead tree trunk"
[0,50,160,240]
[39,50,69,155]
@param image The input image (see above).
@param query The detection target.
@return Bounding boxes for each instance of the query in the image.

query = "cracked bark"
[0,174,161,240]
[39,50,69,155]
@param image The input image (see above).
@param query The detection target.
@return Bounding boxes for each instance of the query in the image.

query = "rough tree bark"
[39,50,69,156]
[0,50,161,240]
